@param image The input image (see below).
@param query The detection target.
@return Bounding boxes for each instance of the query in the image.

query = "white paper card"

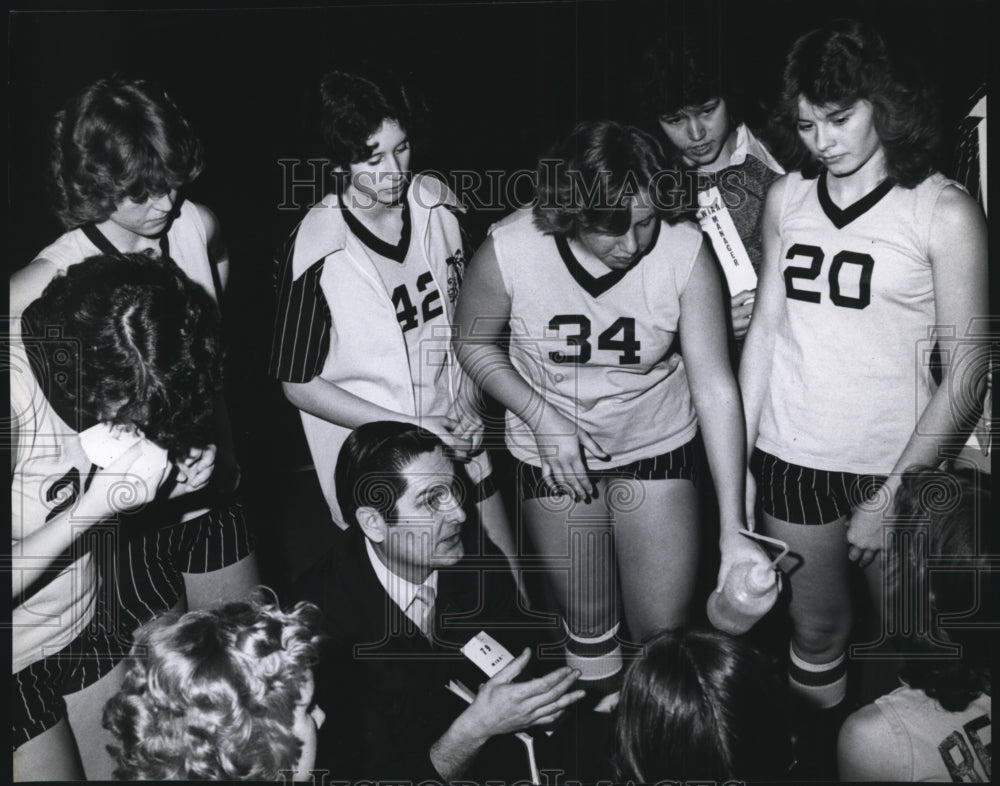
[696,186,758,295]
[461,631,515,678]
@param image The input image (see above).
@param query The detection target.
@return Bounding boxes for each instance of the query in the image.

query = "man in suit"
[292,420,586,782]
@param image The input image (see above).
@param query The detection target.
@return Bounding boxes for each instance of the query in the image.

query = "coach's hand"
[431,649,585,780]
[460,649,585,737]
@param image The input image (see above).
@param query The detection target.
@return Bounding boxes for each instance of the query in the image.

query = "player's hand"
[170,444,218,498]
[444,394,485,455]
[461,649,585,737]
[716,527,771,593]
[730,289,756,340]
[420,414,476,458]
[663,351,683,377]
[845,504,884,569]
[535,408,609,502]
[77,441,172,519]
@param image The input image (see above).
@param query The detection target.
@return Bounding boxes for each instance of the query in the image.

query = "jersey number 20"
[784,243,874,309]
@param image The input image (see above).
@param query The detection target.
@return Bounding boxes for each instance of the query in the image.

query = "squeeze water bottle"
[706,559,780,635]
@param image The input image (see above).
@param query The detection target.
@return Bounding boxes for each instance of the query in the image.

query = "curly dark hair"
[103,589,324,780]
[775,18,941,187]
[319,65,427,173]
[21,252,223,460]
[47,75,204,228]
[888,465,992,712]
[613,628,792,783]
[532,120,681,238]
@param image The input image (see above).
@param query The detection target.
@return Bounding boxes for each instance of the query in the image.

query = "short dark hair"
[318,66,427,172]
[776,18,941,187]
[21,252,223,461]
[639,30,742,134]
[613,628,792,783]
[103,590,324,780]
[47,75,204,228]
[889,464,992,711]
[334,420,445,529]
[533,120,676,239]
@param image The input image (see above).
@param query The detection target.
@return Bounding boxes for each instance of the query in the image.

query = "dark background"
[6,0,992,590]
[8,0,990,466]
[4,2,993,778]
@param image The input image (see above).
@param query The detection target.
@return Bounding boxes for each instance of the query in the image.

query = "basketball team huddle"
[10,15,991,785]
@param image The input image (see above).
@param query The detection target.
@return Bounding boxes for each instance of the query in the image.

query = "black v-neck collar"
[555,224,657,299]
[818,170,895,229]
[81,223,170,258]
[341,199,412,263]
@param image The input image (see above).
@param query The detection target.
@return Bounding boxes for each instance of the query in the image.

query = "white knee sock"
[564,621,623,684]
[789,644,847,709]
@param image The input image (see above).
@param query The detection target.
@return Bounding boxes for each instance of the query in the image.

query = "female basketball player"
[9,75,259,780]
[740,19,988,713]
[11,254,227,781]
[268,66,520,588]
[454,120,767,702]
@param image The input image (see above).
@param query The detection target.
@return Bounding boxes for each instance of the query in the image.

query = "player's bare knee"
[793,623,850,662]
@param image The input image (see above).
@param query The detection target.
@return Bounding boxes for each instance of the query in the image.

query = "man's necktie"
[408,584,436,641]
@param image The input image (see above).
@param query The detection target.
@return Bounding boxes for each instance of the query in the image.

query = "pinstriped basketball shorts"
[11,591,128,748]
[113,494,256,635]
[12,495,255,747]
[517,438,699,501]
[751,448,887,525]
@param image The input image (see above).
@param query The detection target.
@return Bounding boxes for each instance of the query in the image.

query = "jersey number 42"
[392,272,443,332]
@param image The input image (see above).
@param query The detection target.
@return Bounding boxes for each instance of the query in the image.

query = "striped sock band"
[564,621,623,685]
[788,644,847,709]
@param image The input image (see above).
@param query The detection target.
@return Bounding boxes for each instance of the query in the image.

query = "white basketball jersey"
[758,172,958,473]
[490,209,701,467]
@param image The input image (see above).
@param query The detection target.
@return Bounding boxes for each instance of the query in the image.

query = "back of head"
[889,464,993,710]
[776,17,940,186]
[318,64,427,172]
[48,74,204,228]
[532,119,676,238]
[103,591,324,780]
[613,628,791,783]
[334,420,445,529]
[22,252,222,459]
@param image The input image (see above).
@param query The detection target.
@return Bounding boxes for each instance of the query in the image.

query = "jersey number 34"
[548,315,641,364]
[784,243,874,309]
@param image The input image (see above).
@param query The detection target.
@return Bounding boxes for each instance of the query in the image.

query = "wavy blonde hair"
[103,589,324,780]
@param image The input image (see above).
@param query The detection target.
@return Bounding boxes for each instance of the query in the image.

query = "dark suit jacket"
[291,524,551,782]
